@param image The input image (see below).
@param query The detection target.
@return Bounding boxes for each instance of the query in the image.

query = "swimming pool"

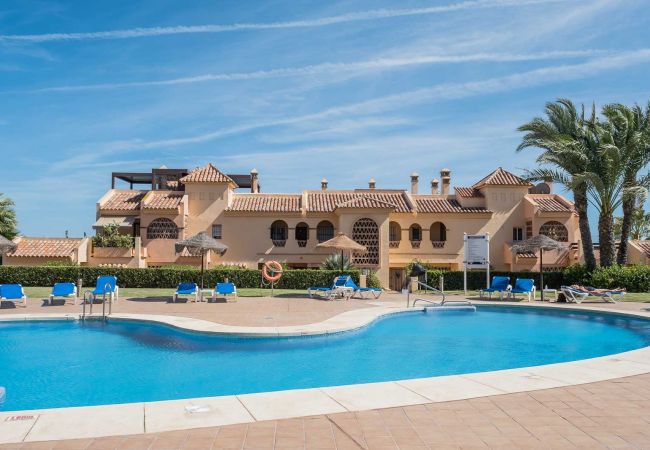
[1,306,649,411]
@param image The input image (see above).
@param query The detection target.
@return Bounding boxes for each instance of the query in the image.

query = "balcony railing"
[272,239,287,247]
[431,241,445,249]
[389,240,400,249]
[297,240,307,248]
[411,240,421,249]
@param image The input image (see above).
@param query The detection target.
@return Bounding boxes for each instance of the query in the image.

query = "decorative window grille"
[539,221,568,242]
[147,218,178,239]
[270,220,288,246]
[295,222,309,247]
[389,221,401,248]
[212,224,222,239]
[316,221,334,242]
[409,224,422,241]
[352,218,379,266]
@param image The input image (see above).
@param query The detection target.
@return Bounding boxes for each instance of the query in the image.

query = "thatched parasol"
[175,232,228,288]
[511,234,565,301]
[0,235,16,254]
[316,232,366,272]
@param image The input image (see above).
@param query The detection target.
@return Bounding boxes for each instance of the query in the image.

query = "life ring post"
[262,261,284,297]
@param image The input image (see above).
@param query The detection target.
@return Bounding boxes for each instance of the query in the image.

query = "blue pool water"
[1,306,650,411]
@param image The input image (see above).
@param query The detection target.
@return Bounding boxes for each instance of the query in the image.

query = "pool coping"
[2,301,650,443]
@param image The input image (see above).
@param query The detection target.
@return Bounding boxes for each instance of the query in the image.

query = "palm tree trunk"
[598,211,616,267]
[616,194,634,265]
[573,187,597,270]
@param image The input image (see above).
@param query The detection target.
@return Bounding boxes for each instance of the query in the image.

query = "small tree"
[614,208,650,240]
[0,193,18,240]
[93,223,134,248]
[320,253,354,271]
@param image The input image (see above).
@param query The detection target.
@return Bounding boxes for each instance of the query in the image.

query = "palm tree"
[0,193,18,240]
[614,206,650,240]
[600,103,650,264]
[517,99,597,270]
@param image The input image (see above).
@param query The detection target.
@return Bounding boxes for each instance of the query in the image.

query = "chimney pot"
[410,172,419,195]
[369,178,376,189]
[431,178,439,195]
[440,169,451,195]
[321,178,328,191]
[250,168,259,193]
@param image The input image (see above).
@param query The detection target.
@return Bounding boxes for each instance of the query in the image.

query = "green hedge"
[422,265,650,292]
[0,266,377,289]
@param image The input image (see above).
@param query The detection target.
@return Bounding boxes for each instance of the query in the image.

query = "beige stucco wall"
[2,256,72,267]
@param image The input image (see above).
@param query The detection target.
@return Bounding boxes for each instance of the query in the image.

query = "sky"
[1,0,649,237]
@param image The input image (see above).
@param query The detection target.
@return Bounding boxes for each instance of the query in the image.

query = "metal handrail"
[101,282,113,319]
[407,280,445,307]
[81,290,93,320]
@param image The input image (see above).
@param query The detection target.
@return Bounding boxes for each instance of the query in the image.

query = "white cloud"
[27,49,605,93]
[0,0,575,43]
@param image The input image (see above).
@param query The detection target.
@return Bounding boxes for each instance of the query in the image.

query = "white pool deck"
[2,300,650,444]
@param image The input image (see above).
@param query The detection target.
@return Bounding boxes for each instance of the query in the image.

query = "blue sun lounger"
[344,278,383,299]
[479,276,510,300]
[308,276,353,300]
[508,278,536,302]
[173,282,199,303]
[213,282,237,302]
[0,284,27,306]
[48,282,77,305]
[91,275,119,303]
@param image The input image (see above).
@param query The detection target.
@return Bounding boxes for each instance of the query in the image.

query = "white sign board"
[464,234,489,268]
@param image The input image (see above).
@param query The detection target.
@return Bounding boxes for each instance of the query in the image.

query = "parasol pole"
[200,250,205,290]
[539,247,544,302]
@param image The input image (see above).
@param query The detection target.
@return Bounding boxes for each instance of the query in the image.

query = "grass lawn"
[22,286,306,299]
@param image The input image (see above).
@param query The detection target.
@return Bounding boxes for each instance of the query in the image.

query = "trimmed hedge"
[0,266,377,289]
[423,265,650,293]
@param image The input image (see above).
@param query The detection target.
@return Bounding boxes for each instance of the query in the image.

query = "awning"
[93,216,137,229]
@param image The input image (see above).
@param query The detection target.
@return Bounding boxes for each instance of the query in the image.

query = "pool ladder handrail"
[80,283,112,321]
[408,280,445,307]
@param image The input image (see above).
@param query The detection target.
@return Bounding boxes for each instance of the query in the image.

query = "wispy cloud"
[0,0,575,43]
[25,49,605,93]
[104,48,650,152]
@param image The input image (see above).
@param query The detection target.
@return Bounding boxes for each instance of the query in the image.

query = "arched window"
[352,218,379,266]
[539,221,568,242]
[270,220,288,246]
[409,224,422,248]
[316,220,334,243]
[295,222,309,247]
[430,222,446,248]
[389,221,401,248]
[146,218,178,239]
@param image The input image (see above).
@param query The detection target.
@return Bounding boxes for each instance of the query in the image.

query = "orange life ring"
[262,261,283,283]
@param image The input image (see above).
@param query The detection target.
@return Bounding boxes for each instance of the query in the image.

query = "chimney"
[410,172,419,195]
[440,168,451,196]
[431,179,439,195]
[250,168,259,193]
[321,178,328,191]
[368,178,376,189]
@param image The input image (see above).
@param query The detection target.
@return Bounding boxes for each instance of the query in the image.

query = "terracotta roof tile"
[228,194,301,212]
[415,197,491,214]
[472,167,531,188]
[455,187,484,198]
[180,163,237,185]
[102,190,146,211]
[7,237,82,258]
[307,191,411,213]
[527,194,574,213]
[143,191,184,210]
[336,196,397,210]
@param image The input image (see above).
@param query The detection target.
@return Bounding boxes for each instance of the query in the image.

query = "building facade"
[5,164,589,288]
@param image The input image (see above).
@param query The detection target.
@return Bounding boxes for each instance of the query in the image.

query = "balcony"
[411,240,421,249]
[297,240,308,248]
[272,239,287,247]
[431,241,445,249]
[389,240,400,249]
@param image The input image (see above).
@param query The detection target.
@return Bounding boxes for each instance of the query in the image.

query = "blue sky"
[1,0,649,237]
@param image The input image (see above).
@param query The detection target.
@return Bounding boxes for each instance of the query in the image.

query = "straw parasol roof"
[316,233,366,272]
[175,232,228,289]
[316,232,366,252]
[0,235,16,254]
[175,232,228,255]
[511,234,565,301]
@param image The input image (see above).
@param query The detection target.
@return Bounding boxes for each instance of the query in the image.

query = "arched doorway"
[352,218,379,266]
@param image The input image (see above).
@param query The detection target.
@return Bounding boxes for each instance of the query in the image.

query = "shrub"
[92,223,134,248]
[0,266,361,290]
[590,265,650,292]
